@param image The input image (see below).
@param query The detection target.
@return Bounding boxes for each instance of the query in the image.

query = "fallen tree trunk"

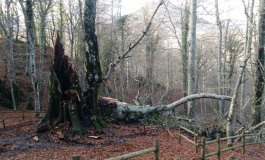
[100,93,232,121]
[247,121,265,133]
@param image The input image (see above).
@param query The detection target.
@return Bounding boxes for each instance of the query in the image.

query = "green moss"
[121,108,146,123]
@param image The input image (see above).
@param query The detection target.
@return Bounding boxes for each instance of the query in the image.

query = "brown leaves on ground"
[0,112,265,160]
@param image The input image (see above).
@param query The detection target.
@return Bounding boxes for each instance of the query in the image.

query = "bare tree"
[6,0,16,110]
[181,0,190,113]
[37,0,53,80]
[240,0,255,120]
[187,0,197,118]
[19,0,40,116]
[66,0,76,58]
[215,0,224,116]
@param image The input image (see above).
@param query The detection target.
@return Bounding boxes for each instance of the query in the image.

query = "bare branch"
[103,0,164,80]
[114,93,232,113]
[163,2,182,48]
[151,93,232,112]
[250,121,265,131]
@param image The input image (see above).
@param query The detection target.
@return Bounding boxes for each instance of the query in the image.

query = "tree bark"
[6,0,16,111]
[38,0,52,80]
[83,0,105,129]
[215,0,224,116]
[42,32,84,135]
[187,0,197,118]
[181,1,190,114]
[240,0,254,121]
[146,33,159,105]
[101,93,232,121]
[58,0,64,39]
[226,46,251,147]
[253,0,265,126]
[118,15,127,102]
[23,0,41,117]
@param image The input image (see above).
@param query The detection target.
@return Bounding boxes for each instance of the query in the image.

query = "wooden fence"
[0,110,45,129]
[177,126,265,159]
[71,140,159,160]
[178,126,199,153]
[201,129,265,160]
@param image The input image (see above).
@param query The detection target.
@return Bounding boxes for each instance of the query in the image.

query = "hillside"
[0,39,53,111]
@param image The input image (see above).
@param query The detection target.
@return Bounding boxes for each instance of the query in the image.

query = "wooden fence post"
[3,119,5,129]
[217,134,221,160]
[201,137,206,160]
[154,140,159,160]
[242,129,245,154]
[22,109,25,120]
[72,154,80,160]
[178,127,181,144]
[194,134,198,153]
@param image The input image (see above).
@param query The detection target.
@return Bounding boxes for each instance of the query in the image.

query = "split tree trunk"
[42,32,83,135]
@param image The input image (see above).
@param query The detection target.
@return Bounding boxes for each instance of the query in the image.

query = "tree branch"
[248,121,265,132]
[151,93,232,112]
[103,0,164,80]
[111,93,232,121]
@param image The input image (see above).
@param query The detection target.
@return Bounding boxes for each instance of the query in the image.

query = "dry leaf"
[33,136,39,142]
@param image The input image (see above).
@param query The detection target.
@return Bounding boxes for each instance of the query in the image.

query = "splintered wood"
[99,97,119,106]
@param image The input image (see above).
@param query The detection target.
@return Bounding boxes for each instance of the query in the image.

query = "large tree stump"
[40,32,83,135]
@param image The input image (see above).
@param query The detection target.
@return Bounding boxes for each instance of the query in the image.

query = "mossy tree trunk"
[83,0,106,129]
[253,0,265,126]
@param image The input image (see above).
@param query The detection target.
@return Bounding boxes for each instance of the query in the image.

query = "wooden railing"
[201,129,265,160]
[0,110,45,129]
[178,126,199,153]
[176,126,265,159]
[71,140,159,160]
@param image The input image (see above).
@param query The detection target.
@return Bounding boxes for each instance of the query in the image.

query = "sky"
[120,0,253,24]
[121,0,155,15]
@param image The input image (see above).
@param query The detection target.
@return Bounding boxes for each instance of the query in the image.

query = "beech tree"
[187,0,197,117]
[19,0,41,116]
[253,0,265,126]
[215,0,224,116]
[37,0,53,80]
[164,0,190,113]
[6,0,16,111]
[240,0,255,120]
[181,0,190,113]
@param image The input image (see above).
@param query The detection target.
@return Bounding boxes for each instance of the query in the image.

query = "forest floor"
[0,111,265,160]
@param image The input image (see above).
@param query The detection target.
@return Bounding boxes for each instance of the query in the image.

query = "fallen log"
[100,93,232,122]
